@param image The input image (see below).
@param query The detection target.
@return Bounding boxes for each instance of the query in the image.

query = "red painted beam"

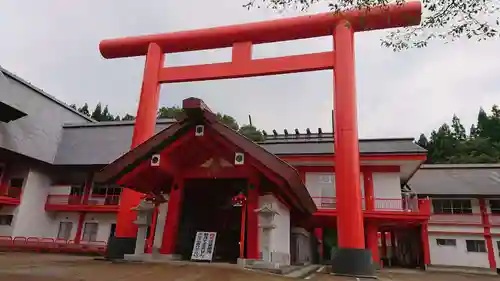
[158,52,334,83]
[99,2,421,58]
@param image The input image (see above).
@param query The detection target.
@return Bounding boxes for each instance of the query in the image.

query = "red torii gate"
[99,2,421,276]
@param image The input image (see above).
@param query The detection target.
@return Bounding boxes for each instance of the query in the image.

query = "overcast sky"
[0,0,499,139]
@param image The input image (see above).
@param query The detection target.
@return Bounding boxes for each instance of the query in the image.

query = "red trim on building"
[281,154,427,163]
[479,199,496,270]
[296,166,401,173]
[363,171,374,211]
[74,212,85,244]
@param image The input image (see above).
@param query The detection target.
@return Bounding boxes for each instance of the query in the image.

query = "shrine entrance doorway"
[176,178,246,263]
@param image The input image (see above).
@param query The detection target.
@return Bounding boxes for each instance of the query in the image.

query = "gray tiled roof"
[54,122,425,165]
[54,119,175,165]
[261,136,426,155]
[0,66,95,122]
[409,164,500,196]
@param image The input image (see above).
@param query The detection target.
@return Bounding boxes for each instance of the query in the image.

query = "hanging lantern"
[231,192,247,207]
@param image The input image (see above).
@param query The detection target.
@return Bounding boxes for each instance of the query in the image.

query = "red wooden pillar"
[75,175,93,244]
[331,20,372,276]
[420,223,431,268]
[333,21,365,249]
[246,179,260,259]
[363,171,374,211]
[145,206,159,253]
[115,43,164,239]
[160,178,184,255]
[390,232,396,259]
[0,165,9,196]
[314,228,324,260]
[479,199,496,270]
[380,232,387,259]
[365,223,379,268]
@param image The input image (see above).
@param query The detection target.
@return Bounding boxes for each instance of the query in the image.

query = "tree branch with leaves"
[244,0,500,51]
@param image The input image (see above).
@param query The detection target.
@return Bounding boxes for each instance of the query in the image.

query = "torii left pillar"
[105,43,164,259]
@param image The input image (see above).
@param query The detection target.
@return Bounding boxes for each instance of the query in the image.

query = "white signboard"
[191,231,217,261]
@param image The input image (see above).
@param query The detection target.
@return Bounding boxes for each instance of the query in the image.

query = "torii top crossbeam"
[99,2,421,58]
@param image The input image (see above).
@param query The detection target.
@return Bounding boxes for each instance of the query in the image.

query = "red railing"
[0,236,106,255]
[0,186,22,204]
[45,194,120,211]
[312,197,430,214]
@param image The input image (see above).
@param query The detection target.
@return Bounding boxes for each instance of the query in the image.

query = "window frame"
[432,199,473,214]
[0,215,13,226]
[465,239,487,253]
[436,238,457,246]
[82,222,99,242]
[489,200,500,214]
[57,221,73,241]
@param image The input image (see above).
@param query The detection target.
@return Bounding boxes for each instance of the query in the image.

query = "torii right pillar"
[332,19,373,276]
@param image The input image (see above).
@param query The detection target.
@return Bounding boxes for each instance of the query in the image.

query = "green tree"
[451,115,466,141]
[78,103,90,117]
[245,0,500,51]
[91,103,103,121]
[122,114,136,121]
[238,124,264,142]
[418,105,500,164]
[416,133,429,149]
[157,106,184,120]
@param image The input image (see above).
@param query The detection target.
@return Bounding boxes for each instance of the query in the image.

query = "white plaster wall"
[50,212,80,239]
[49,185,71,195]
[153,201,169,248]
[428,225,484,234]
[11,169,54,237]
[304,173,365,197]
[48,213,116,242]
[83,213,116,242]
[291,227,313,264]
[492,237,500,266]
[0,206,18,236]
[259,194,291,265]
[372,173,401,199]
[429,234,490,268]
[489,227,500,234]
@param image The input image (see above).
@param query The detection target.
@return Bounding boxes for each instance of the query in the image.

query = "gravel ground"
[0,253,498,281]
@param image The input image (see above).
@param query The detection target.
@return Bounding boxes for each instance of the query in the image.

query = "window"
[70,184,84,196]
[57,222,73,240]
[432,199,472,214]
[490,200,500,214]
[466,240,487,253]
[9,178,24,188]
[318,175,333,184]
[436,238,456,246]
[92,184,107,195]
[0,215,13,226]
[0,165,4,181]
[82,222,98,242]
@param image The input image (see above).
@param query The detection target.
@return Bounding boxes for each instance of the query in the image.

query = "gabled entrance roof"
[95,98,316,214]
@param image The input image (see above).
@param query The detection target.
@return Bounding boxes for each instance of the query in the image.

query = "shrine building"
[3,2,500,271]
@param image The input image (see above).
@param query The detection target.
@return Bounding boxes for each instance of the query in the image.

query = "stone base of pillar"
[124,253,182,263]
[331,248,375,278]
[105,237,137,260]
